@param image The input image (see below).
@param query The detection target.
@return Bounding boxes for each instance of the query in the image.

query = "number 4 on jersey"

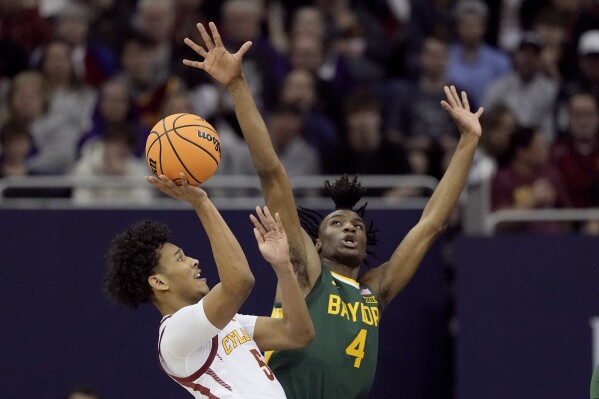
[346,329,367,368]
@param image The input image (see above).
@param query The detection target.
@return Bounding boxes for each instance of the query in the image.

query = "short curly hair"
[104,220,171,309]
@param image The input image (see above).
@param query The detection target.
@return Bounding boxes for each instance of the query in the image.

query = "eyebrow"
[172,248,182,258]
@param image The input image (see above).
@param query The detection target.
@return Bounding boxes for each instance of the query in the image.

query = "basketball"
[145,113,221,185]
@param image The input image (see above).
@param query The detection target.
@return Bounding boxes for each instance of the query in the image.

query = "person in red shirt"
[492,126,572,233]
[551,91,599,207]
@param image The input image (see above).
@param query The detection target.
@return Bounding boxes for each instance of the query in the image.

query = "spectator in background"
[267,104,321,176]
[483,31,558,142]
[0,120,33,178]
[468,104,517,186]
[313,0,389,86]
[71,123,153,205]
[117,31,186,129]
[221,0,286,111]
[287,33,350,125]
[492,126,571,234]
[555,30,599,135]
[278,68,340,157]
[52,1,118,88]
[386,35,458,178]
[131,0,177,85]
[78,78,148,158]
[87,0,137,54]
[159,91,195,118]
[0,71,48,132]
[31,38,97,174]
[0,0,52,54]
[323,89,412,197]
[532,9,567,83]
[551,92,599,208]
[447,0,511,108]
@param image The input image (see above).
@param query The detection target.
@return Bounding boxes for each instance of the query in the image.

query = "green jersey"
[592,364,599,399]
[266,263,380,399]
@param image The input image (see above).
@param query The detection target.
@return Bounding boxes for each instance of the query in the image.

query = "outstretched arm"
[147,173,255,329]
[248,206,315,350]
[183,22,321,293]
[361,86,483,310]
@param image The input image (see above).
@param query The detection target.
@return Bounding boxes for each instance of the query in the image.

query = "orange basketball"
[145,113,221,185]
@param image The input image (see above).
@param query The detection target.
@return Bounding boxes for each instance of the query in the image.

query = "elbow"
[289,324,315,349]
[237,273,256,297]
[256,161,285,179]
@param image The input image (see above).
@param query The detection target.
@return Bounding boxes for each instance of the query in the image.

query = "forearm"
[276,263,314,342]
[226,76,281,175]
[193,199,254,293]
[421,135,479,224]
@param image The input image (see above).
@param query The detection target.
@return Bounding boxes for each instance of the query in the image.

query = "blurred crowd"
[0,0,598,232]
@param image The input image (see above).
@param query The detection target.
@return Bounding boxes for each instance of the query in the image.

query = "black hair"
[506,126,539,162]
[103,122,138,149]
[103,220,171,309]
[298,175,379,261]
[343,89,382,117]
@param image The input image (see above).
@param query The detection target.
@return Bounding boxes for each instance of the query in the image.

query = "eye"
[355,224,364,230]
[332,221,342,226]
[177,256,183,262]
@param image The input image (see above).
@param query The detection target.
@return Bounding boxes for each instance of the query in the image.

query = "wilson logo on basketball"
[149,158,158,175]
[197,130,221,153]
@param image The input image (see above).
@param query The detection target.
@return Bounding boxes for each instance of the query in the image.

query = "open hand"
[182,22,252,86]
[441,85,484,138]
[250,206,290,269]
[145,173,207,205]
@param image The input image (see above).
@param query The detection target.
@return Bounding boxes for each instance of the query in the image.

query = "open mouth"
[342,235,358,249]
[195,270,203,280]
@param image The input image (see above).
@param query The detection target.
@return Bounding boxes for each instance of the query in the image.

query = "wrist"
[272,261,293,272]
[226,74,247,91]
[458,133,480,146]
[191,195,210,209]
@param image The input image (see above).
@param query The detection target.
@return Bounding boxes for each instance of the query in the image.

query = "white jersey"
[158,299,286,398]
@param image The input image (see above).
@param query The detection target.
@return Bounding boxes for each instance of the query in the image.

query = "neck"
[153,296,194,317]
[321,257,360,280]
[461,43,480,61]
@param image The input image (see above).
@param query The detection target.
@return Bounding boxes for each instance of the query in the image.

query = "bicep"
[362,222,438,308]
[252,316,297,351]
[161,300,221,358]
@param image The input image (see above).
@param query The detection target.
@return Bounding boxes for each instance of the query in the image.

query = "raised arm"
[147,173,255,329]
[182,22,321,292]
[248,206,314,350]
[361,86,483,310]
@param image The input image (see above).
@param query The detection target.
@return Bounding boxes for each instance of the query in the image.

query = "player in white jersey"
[104,173,315,398]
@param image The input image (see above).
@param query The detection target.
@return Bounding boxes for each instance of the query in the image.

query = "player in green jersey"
[183,22,483,399]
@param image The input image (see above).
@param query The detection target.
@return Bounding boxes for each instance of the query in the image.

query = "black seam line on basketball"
[152,123,218,139]
[160,118,168,176]
[172,129,220,167]
[164,127,202,185]
[172,113,207,183]
[146,132,162,175]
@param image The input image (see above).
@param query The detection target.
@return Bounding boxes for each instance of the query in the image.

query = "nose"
[343,222,356,232]
[190,258,199,267]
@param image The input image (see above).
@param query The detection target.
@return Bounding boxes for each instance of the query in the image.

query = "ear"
[148,274,169,293]
[315,238,322,253]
